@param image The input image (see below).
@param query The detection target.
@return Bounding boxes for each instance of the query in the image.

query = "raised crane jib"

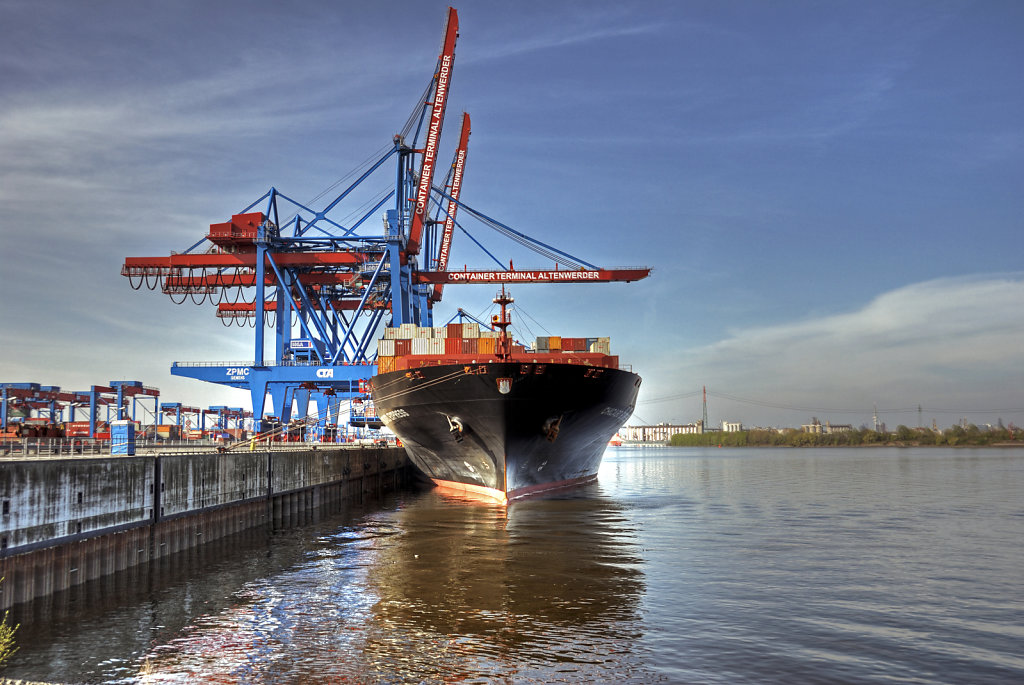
[406,5,459,258]
[433,111,471,302]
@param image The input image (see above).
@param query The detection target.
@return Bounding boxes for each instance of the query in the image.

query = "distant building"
[721,421,742,433]
[621,421,703,442]
[801,418,853,435]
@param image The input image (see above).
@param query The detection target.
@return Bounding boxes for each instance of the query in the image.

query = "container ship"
[370,289,640,503]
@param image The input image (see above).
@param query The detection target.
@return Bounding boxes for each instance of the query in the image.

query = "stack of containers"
[380,322,505,372]
[534,335,611,355]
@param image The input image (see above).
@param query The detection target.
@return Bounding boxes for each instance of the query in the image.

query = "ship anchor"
[447,415,465,443]
[543,415,563,442]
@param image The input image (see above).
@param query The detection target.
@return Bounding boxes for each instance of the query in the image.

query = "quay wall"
[0,446,410,610]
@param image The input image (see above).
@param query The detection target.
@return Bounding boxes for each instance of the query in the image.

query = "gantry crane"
[121,7,650,430]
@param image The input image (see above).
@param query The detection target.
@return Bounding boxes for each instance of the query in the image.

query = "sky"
[1,0,1022,430]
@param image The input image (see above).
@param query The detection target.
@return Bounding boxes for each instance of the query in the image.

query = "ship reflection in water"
[125,486,649,682]
[359,491,648,680]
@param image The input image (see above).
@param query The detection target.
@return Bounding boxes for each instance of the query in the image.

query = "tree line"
[669,425,1020,448]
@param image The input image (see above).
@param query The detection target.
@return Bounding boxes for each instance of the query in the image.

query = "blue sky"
[1,0,1022,430]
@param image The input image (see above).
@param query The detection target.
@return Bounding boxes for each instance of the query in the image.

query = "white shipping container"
[589,341,611,354]
[398,323,417,339]
[378,339,396,356]
[480,329,499,339]
[411,337,432,354]
[429,338,444,354]
[414,326,433,339]
[383,327,400,340]
[433,326,447,339]
[461,323,480,338]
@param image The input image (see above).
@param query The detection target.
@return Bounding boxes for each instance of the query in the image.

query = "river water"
[4,446,1023,683]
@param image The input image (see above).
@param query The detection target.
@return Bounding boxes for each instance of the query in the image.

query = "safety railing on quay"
[1,436,397,459]
[1,438,111,458]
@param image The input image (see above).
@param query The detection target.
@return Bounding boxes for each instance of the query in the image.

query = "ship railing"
[172,360,375,368]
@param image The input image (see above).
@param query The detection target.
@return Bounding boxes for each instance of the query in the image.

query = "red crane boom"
[406,6,459,257]
[433,111,471,302]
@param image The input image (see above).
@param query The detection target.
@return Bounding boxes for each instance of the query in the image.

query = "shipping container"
[428,338,445,354]
[536,336,550,351]
[446,322,462,338]
[478,337,496,355]
[398,323,417,339]
[411,337,432,355]
[378,356,397,374]
[549,336,562,351]
[461,322,480,338]
[64,421,93,437]
[156,425,181,440]
[461,338,479,355]
[383,327,400,340]
[589,340,611,354]
[444,337,463,355]
[395,339,412,356]
[378,339,396,357]
[414,326,433,339]
[480,329,499,339]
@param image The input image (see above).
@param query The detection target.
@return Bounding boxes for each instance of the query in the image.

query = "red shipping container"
[395,339,412,357]
[444,337,463,355]
[447,323,462,338]
[461,338,478,355]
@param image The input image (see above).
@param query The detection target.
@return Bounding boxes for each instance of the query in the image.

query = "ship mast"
[491,286,513,360]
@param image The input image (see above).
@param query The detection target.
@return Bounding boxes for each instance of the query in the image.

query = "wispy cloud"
[467,20,664,65]
[656,275,1024,424]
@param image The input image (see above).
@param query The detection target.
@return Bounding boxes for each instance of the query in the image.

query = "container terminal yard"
[1,379,384,454]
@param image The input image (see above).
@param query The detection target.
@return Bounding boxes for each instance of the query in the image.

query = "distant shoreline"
[666,427,1020,449]
[654,442,1023,449]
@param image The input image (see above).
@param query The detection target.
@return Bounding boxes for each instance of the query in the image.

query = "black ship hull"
[370,362,640,502]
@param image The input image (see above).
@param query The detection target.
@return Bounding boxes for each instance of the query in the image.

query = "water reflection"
[39,486,652,683]
[7,448,1024,683]
[359,490,647,681]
